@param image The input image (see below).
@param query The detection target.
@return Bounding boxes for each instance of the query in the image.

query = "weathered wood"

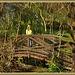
[31,46,45,49]
[29,37,45,46]
[44,34,73,41]
[17,37,23,42]
[13,52,48,58]
[64,66,72,71]
[15,45,45,49]
[55,49,72,58]
[14,46,52,51]
[14,50,49,55]
[14,46,52,54]
[43,37,44,41]
[63,61,73,67]
[57,57,73,71]
[32,35,56,43]
[15,47,45,51]
[7,34,73,46]
[28,35,53,41]
[72,53,75,72]
[59,60,73,71]
[35,37,50,46]
[57,57,72,64]
[7,34,74,43]
[17,37,26,42]
[14,47,49,53]
[12,54,50,62]
[54,45,71,48]
[17,37,26,44]
[56,51,72,65]
[6,34,74,71]
[27,37,30,47]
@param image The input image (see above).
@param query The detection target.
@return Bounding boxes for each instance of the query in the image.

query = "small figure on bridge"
[26,25,33,47]
[26,25,32,35]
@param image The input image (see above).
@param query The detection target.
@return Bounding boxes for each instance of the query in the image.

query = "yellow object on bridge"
[26,29,32,35]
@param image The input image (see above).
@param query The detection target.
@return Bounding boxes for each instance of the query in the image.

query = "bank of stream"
[10,64,49,72]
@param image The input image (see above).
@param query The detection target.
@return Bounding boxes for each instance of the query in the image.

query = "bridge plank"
[13,52,48,58]
[14,46,52,51]
[12,54,50,62]
[15,45,45,49]
[28,37,30,47]
[31,46,45,49]
[14,50,49,55]
[14,48,50,55]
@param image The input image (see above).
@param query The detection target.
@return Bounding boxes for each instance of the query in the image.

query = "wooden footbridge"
[6,34,74,71]
[7,34,57,62]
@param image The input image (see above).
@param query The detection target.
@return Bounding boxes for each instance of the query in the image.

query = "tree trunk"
[39,9,46,32]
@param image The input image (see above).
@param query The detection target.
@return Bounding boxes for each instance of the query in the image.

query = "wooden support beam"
[29,37,45,46]
[28,37,30,47]
[15,46,52,51]
[17,37,23,42]
[14,48,49,54]
[35,37,50,46]
[14,50,49,55]
[55,50,72,62]
[57,57,72,64]
[44,36,57,44]
[13,52,48,58]
[12,54,50,62]
[32,46,45,49]
[17,37,26,44]
[16,46,45,49]
[72,53,75,72]
[43,37,44,41]
[7,34,74,43]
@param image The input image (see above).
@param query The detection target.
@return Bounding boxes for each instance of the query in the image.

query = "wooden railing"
[6,34,74,71]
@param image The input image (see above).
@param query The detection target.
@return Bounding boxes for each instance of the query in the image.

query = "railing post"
[28,37,30,47]
[43,37,44,41]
